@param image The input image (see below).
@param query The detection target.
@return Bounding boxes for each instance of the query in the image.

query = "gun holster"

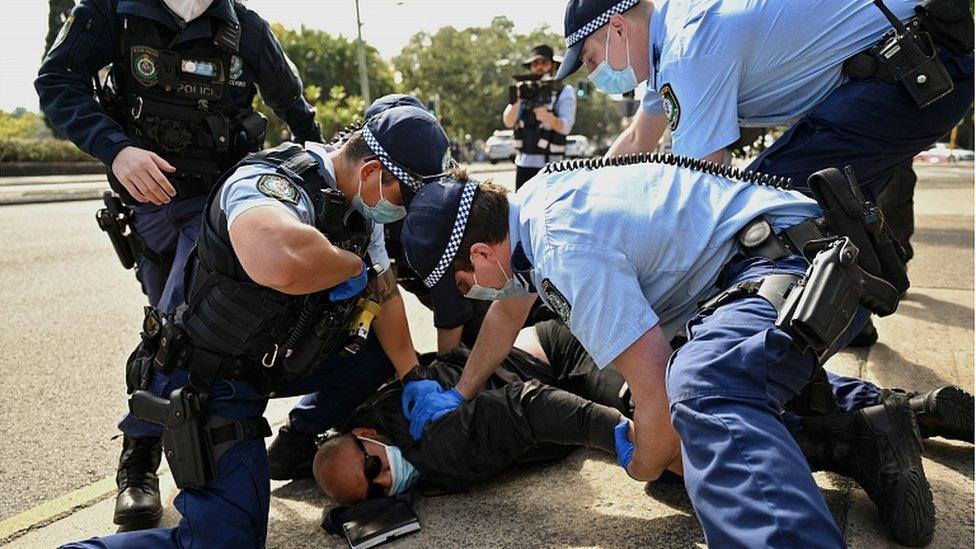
[95,191,141,269]
[129,387,271,489]
[130,387,212,489]
[776,238,865,362]
[808,166,908,315]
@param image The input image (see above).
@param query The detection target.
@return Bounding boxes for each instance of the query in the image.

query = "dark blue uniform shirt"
[35,0,321,167]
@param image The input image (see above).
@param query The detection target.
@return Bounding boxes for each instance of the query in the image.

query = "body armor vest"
[513,87,567,159]
[104,13,267,201]
[178,143,371,385]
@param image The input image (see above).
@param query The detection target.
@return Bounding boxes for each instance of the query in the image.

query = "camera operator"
[503,45,577,189]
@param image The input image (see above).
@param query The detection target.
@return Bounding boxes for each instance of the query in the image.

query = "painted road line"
[0,475,116,542]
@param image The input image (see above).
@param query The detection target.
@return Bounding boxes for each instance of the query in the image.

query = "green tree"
[258,23,396,144]
[393,17,622,142]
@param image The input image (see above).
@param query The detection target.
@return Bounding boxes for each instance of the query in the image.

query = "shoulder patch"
[48,14,74,55]
[256,174,299,204]
[660,83,680,131]
[541,278,571,324]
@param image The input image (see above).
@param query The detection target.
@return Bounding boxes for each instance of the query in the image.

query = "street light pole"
[355,0,371,106]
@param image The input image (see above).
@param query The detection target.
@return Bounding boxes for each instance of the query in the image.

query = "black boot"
[882,385,974,444]
[847,317,879,348]
[113,435,163,527]
[796,399,935,546]
[267,424,317,480]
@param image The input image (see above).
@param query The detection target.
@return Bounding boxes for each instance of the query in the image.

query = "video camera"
[509,74,561,108]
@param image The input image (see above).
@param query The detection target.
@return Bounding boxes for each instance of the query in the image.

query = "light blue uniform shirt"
[510,161,821,368]
[516,84,578,169]
[640,0,917,158]
[220,142,390,271]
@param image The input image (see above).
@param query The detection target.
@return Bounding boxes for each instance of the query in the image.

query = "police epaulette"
[542,153,793,189]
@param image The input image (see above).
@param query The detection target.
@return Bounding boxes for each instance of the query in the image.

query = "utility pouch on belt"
[915,0,974,55]
[95,191,140,269]
[870,0,954,107]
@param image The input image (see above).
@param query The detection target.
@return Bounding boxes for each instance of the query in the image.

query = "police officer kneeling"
[399,155,937,547]
[62,105,448,548]
[35,0,324,527]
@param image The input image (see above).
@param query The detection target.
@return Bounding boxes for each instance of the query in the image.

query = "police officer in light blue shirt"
[503,45,578,189]
[555,0,972,321]
[398,155,938,546]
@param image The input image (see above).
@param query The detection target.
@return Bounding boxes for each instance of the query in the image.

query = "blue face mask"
[352,173,407,224]
[587,28,638,95]
[359,437,421,496]
[465,260,533,301]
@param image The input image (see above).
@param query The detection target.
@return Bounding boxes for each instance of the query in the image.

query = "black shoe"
[883,386,974,444]
[114,435,163,527]
[796,399,935,546]
[267,424,317,480]
[848,318,879,348]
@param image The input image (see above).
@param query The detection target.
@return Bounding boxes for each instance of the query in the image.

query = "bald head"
[313,432,393,505]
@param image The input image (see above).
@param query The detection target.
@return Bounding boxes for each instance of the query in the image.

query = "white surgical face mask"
[358,437,421,496]
[587,28,638,95]
[465,260,532,301]
[162,0,214,23]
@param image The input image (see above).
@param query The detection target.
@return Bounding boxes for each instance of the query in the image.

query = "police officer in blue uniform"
[559,0,973,343]
[61,105,449,548]
[397,154,947,546]
[35,0,323,526]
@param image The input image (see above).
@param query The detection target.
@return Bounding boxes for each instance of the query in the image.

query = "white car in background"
[565,135,593,158]
[914,143,975,163]
[485,130,515,163]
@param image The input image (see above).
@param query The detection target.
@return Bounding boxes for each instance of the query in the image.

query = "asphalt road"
[0,163,970,545]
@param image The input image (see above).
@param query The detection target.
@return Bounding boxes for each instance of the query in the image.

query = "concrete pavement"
[0,163,971,547]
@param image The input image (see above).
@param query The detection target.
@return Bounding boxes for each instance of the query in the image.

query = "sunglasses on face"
[353,436,386,499]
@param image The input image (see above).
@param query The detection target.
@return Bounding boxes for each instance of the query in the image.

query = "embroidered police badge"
[229,55,243,80]
[49,14,74,54]
[131,46,160,87]
[257,174,300,205]
[660,83,680,131]
[541,278,571,324]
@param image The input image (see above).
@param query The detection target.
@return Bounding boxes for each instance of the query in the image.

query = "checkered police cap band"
[423,180,478,288]
[565,0,639,47]
[361,125,422,192]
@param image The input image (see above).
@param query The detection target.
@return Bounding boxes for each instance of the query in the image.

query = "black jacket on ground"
[338,321,629,493]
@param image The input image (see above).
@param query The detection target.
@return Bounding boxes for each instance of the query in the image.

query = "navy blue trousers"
[667,255,869,548]
[130,195,208,313]
[80,332,393,548]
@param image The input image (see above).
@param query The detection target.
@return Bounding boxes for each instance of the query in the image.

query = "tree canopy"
[393,16,623,141]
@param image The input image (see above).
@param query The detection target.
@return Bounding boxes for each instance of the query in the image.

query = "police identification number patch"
[660,83,680,131]
[257,174,300,205]
[541,278,571,324]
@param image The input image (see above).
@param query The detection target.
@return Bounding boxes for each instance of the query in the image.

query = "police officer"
[35,0,323,527]
[503,45,578,189]
[62,105,449,548]
[559,0,973,343]
[398,156,940,546]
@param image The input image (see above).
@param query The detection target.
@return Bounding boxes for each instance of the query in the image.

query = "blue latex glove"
[614,418,635,470]
[329,261,368,302]
[401,380,443,417]
[407,387,465,440]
